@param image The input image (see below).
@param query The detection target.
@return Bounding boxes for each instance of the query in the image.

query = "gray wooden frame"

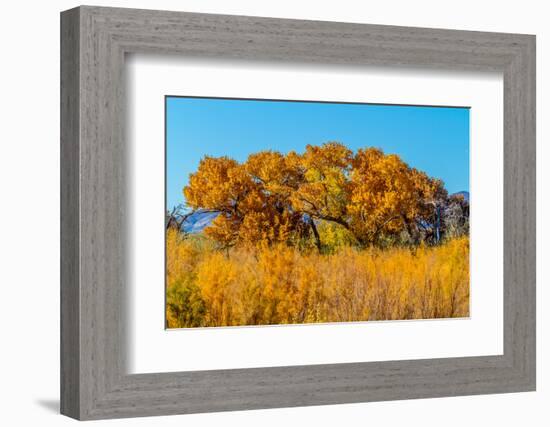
[61,5,536,421]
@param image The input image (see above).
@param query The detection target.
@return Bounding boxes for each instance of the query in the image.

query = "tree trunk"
[308,217,322,252]
[434,206,441,243]
[401,214,418,244]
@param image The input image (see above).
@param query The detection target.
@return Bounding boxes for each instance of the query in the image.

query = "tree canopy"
[182,142,457,249]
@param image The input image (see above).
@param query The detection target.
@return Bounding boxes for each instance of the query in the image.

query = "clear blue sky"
[166,96,469,210]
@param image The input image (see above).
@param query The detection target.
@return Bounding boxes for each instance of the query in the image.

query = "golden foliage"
[348,148,446,244]
[183,143,449,249]
[171,143,469,328]
[166,229,469,328]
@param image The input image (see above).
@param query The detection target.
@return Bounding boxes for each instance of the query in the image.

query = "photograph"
[165,96,470,328]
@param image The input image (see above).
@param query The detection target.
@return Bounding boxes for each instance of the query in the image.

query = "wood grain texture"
[60,5,536,420]
[60,7,80,419]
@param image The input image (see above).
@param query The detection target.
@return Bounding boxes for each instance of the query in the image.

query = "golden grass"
[166,229,469,328]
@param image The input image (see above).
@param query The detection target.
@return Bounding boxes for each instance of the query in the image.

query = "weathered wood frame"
[61,5,536,420]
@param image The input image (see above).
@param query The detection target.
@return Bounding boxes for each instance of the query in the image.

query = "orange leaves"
[302,141,353,170]
[291,142,352,222]
[203,214,239,247]
[349,148,447,244]
[165,234,470,328]
[168,143,468,329]
[185,156,242,209]
[183,142,449,249]
[238,210,294,247]
[245,150,299,195]
[195,251,238,326]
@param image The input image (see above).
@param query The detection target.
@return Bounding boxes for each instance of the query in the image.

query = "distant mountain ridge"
[181,210,219,233]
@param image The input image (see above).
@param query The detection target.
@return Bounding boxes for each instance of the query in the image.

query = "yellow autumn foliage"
[183,143,450,249]
[166,228,469,328]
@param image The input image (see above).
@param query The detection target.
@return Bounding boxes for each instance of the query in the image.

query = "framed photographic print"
[61,5,536,420]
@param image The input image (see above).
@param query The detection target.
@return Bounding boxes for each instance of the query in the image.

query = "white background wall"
[0,0,546,425]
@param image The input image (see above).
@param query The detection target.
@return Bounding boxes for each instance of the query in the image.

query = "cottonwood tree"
[184,155,305,248]
[289,143,353,249]
[183,143,449,249]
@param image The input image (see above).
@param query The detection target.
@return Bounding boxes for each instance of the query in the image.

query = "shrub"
[166,231,469,328]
